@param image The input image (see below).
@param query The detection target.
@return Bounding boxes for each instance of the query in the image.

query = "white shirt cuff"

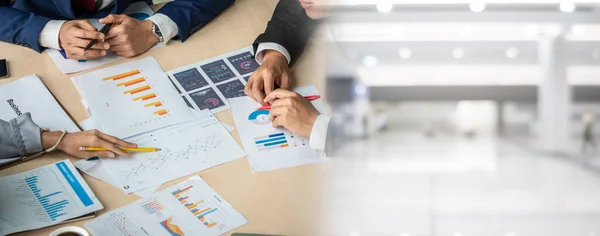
[146,13,179,44]
[255,43,291,65]
[39,20,66,50]
[309,114,332,153]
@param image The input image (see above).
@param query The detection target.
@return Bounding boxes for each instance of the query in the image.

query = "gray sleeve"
[0,112,43,159]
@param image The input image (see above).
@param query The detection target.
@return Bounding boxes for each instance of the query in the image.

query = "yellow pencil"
[79,147,162,152]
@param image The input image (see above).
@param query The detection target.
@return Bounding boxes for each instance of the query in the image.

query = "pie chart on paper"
[248,110,271,125]
[204,98,220,107]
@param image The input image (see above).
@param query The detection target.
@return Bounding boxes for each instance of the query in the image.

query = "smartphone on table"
[0,59,8,78]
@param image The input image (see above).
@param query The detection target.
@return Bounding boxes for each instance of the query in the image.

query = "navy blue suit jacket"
[0,0,234,52]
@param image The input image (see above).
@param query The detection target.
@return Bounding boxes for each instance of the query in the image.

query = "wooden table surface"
[0,0,332,235]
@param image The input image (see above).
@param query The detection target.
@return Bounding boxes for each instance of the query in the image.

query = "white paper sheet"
[229,85,328,172]
[71,57,196,138]
[84,176,246,236]
[0,160,103,235]
[166,47,258,113]
[45,2,155,74]
[74,158,159,198]
[0,74,80,132]
[99,110,246,193]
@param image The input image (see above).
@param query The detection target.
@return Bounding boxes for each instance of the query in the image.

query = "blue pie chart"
[248,110,270,125]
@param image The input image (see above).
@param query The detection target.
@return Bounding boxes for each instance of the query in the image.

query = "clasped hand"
[59,15,158,60]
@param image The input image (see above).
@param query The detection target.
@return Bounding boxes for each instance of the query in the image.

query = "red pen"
[257,95,321,110]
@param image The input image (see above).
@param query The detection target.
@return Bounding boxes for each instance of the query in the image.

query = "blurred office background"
[319,2,600,236]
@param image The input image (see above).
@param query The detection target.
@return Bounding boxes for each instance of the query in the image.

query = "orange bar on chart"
[280,144,289,148]
[153,109,168,116]
[144,101,162,107]
[197,208,211,215]
[206,222,217,228]
[103,70,140,81]
[134,93,156,101]
[124,85,151,95]
[117,77,146,87]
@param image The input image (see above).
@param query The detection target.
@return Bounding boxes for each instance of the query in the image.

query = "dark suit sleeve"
[156,0,234,42]
[253,0,317,66]
[0,1,53,52]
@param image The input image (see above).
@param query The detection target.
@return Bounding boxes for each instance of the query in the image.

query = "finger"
[244,76,255,100]
[72,40,109,50]
[94,138,131,157]
[280,71,290,90]
[264,89,298,103]
[94,131,137,148]
[105,36,125,46]
[105,25,126,40]
[252,78,266,105]
[272,116,284,128]
[100,14,127,25]
[82,49,107,58]
[75,20,100,34]
[67,48,106,59]
[73,28,104,40]
[264,74,275,96]
[85,151,117,159]
[268,106,286,121]
[269,98,292,108]
[110,45,129,54]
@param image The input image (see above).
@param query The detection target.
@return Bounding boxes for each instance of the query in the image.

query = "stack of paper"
[71,58,246,196]
[0,160,103,235]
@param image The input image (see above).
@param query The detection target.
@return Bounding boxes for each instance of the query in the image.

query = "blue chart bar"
[254,132,290,151]
[263,140,287,147]
[254,136,286,145]
[197,208,218,218]
[268,133,285,138]
[25,176,69,221]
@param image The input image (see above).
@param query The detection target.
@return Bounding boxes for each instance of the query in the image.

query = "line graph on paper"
[124,134,223,179]
[103,212,149,236]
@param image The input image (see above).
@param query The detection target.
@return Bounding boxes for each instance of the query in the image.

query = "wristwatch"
[151,22,164,43]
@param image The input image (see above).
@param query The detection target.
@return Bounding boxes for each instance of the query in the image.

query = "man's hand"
[42,129,137,159]
[264,89,320,138]
[59,20,108,60]
[100,14,158,58]
[245,50,291,105]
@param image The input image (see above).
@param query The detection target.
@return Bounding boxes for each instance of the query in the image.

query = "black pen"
[84,23,115,51]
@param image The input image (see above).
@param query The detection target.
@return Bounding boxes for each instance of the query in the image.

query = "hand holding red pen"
[263,89,321,138]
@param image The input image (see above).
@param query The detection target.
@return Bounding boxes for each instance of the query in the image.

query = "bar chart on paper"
[18,162,95,222]
[171,185,224,230]
[103,69,169,118]
[84,176,246,236]
[0,161,103,235]
[72,57,196,138]
[24,176,70,221]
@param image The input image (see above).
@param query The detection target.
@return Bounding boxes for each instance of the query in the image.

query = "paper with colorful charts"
[229,85,329,172]
[84,176,247,236]
[166,46,259,113]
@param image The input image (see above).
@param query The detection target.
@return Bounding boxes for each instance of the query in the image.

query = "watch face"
[152,24,164,42]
